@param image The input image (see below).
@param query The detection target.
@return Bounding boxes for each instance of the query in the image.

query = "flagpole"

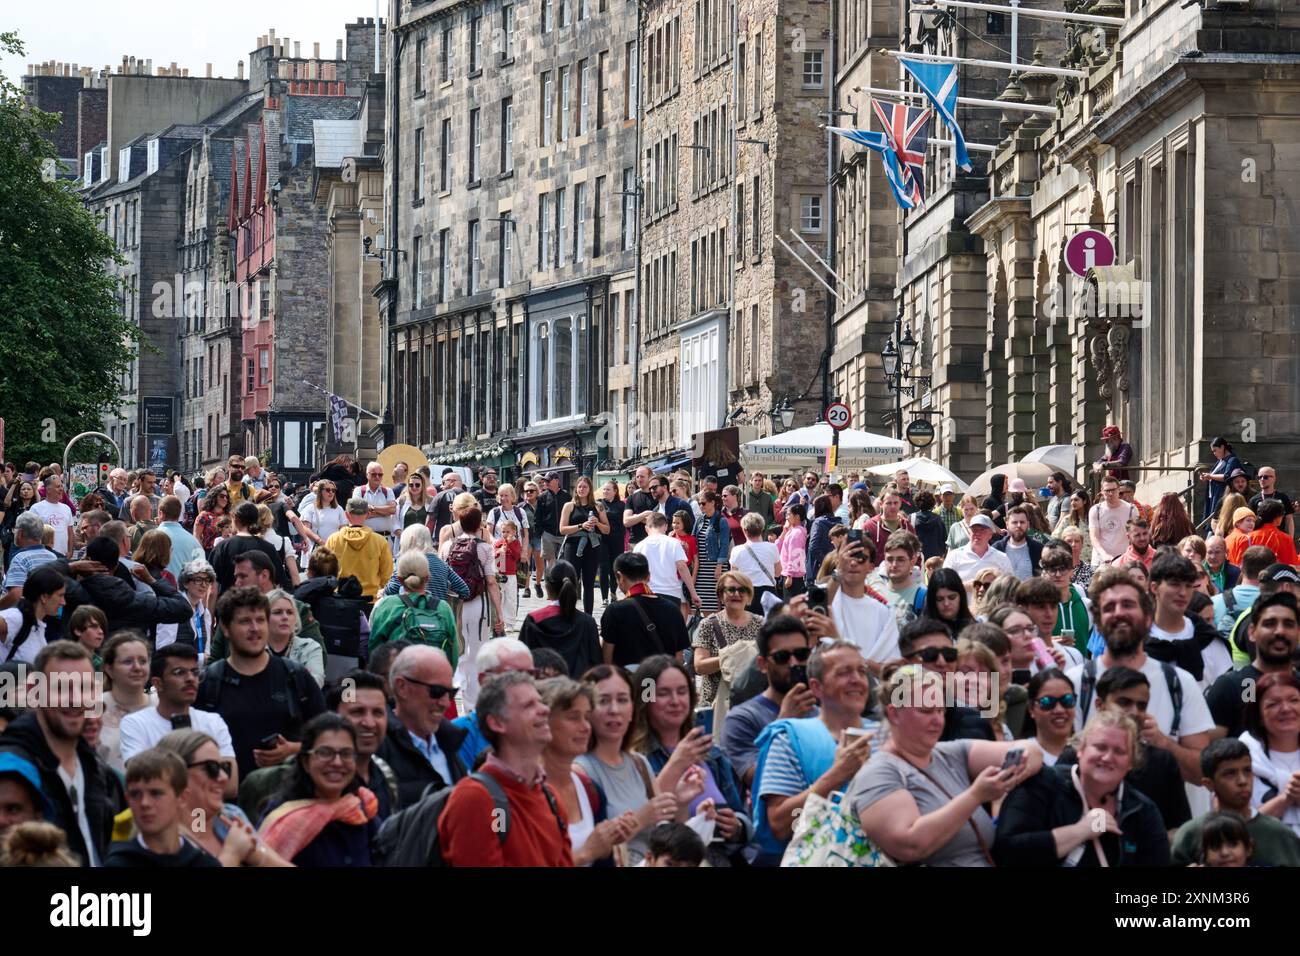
[824,126,998,153]
[789,229,857,299]
[883,48,1086,79]
[775,236,849,305]
[300,379,384,421]
[854,84,1056,115]
[913,0,1125,28]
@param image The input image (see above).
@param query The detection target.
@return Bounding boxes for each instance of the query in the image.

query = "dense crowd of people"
[0,436,1298,869]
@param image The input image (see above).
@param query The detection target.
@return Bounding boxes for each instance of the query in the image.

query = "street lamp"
[880,319,929,440]
[769,397,795,433]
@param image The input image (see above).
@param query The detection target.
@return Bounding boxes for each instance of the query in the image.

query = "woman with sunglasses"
[994,707,1170,866]
[194,485,231,553]
[291,480,346,567]
[397,471,434,529]
[259,713,379,867]
[692,570,763,708]
[155,729,292,866]
[1022,668,1077,765]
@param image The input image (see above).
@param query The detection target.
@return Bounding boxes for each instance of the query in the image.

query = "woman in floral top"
[691,570,763,707]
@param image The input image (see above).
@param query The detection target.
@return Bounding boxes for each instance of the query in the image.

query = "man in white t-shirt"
[31,475,74,558]
[352,462,398,538]
[1148,553,1234,687]
[829,536,900,670]
[119,644,238,797]
[942,514,1012,584]
[1088,476,1138,566]
[1065,567,1213,784]
[632,512,700,611]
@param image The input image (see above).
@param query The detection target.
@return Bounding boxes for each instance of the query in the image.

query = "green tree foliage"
[0,32,139,463]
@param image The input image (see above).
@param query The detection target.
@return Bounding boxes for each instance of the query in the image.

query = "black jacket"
[599,593,692,668]
[942,706,997,742]
[535,489,571,537]
[74,569,192,636]
[105,838,221,868]
[993,763,1171,867]
[519,607,602,677]
[911,510,949,560]
[1055,743,1191,833]
[308,463,359,504]
[991,535,1043,576]
[0,713,122,866]
[375,711,469,807]
[1145,612,1225,685]
[296,575,371,660]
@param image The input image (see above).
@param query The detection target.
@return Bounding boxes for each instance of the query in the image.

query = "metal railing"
[1086,463,1209,524]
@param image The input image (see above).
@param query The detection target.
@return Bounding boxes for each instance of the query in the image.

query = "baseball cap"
[1232,507,1257,527]
[0,752,54,819]
[346,498,370,516]
[969,514,996,531]
[1261,564,1300,586]
[1008,478,1029,493]
[851,482,868,491]
[939,483,956,495]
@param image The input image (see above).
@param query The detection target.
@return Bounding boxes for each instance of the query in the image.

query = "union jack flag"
[872,100,931,208]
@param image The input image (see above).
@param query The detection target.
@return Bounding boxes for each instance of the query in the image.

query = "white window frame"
[469,219,482,291]
[574,182,587,263]
[802,49,824,89]
[800,194,823,233]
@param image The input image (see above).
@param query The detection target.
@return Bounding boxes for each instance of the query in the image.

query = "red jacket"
[438,762,573,867]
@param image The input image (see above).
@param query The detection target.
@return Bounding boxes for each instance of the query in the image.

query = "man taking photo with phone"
[828,536,899,673]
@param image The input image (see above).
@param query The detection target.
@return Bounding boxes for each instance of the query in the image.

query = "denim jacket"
[643,735,754,854]
[698,512,732,563]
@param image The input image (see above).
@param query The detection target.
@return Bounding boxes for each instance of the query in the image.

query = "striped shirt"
[757,717,881,800]
[382,552,470,603]
[3,546,58,591]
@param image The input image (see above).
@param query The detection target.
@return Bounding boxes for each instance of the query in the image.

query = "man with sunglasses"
[376,644,468,806]
[899,618,996,742]
[224,455,254,505]
[120,644,238,797]
[721,614,818,789]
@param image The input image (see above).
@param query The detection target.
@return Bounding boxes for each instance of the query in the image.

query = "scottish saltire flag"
[871,100,931,207]
[898,57,972,172]
[828,127,920,210]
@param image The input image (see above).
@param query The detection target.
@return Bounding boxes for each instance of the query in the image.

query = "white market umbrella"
[967,461,1058,498]
[863,456,969,492]
[1021,444,1078,475]
[740,423,906,474]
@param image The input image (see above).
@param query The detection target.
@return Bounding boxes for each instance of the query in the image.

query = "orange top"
[1225,529,1253,567]
[1245,523,1299,567]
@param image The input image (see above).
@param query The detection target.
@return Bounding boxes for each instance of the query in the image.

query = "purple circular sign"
[1064,230,1116,278]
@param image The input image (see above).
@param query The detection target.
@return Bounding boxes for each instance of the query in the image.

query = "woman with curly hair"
[1150,493,1196,548]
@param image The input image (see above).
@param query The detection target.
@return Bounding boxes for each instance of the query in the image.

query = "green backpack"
[397,594,457,666]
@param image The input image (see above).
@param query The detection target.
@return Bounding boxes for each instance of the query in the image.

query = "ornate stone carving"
[1108,324,1131,394]
[1090,335,1111,399]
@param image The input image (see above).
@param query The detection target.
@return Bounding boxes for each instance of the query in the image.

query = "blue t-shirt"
[452,713,491,770]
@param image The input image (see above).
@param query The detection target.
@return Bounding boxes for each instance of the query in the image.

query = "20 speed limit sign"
[826,402,852,431]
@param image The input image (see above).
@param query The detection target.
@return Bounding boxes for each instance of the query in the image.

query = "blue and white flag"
[898,57,971,172]
[829,127,920,210]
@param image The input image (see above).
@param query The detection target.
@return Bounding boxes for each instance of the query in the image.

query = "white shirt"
[1150,618,1233,689]
[634,534,689,599]
[352,483,396,535]
[118,706,236,763]
[0,607,46,664]
[729,541,780,588]
[30,500,73,555]
[942,542,1013,583]
[830,590,900,663]
[301,500,347,542]
[57,759,98,867]
[173,479,192,505]
[1088,501,1138,564]
[1066,654,1215,738]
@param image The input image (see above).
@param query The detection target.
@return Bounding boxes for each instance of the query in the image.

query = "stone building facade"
[635,0,833,462]
[968,0,1300,513]
[384,0,637,480]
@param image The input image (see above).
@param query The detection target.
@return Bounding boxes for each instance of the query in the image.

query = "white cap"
[939,483,956,495]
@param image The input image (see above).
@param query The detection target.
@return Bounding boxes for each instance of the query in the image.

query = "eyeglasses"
[168,667,202,679]
[188,576,214,585]
[767,647,813,665]
[401,676,454,700]
[267,484,280,491]
[910,646,958,664]
[1003,623,1040,637]
[187,759,234,781]
[308,747,357,764]
[1035,693,1077,711]
[722,586,750,596]
[1044,567,1072,577]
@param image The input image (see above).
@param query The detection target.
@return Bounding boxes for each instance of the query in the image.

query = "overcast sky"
[3,0,382,85]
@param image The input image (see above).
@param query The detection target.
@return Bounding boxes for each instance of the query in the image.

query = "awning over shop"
[741,424,906,473]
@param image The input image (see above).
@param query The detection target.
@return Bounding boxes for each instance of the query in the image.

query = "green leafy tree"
[0,32,139,464]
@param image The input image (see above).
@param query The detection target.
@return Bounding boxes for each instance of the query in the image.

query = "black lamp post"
[881,317,927,440]
[769,397,795,433]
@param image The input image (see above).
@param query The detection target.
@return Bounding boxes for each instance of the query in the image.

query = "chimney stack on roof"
[294,41,301,59]
[336,39,344,60]
[314,41,321,59]
[237,60,245,80]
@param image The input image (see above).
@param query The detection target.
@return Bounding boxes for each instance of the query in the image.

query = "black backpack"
[373,771,566,867]
[1078,658,1183,737]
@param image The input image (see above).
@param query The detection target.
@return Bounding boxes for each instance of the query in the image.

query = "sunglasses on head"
[767,647,812,665]
[187,759,233,781]
[1035,693,1077,710]
[911,646,958,664]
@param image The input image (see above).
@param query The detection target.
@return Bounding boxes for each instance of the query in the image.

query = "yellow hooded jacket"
[325,525,394,600]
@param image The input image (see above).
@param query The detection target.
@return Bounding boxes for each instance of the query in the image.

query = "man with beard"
[1110,516,1155,571]
[0,641,116,865]
[1205,592,1300,740]
[1065,568,1214,783]
[720,614,818,788]
[473,468,501,514]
